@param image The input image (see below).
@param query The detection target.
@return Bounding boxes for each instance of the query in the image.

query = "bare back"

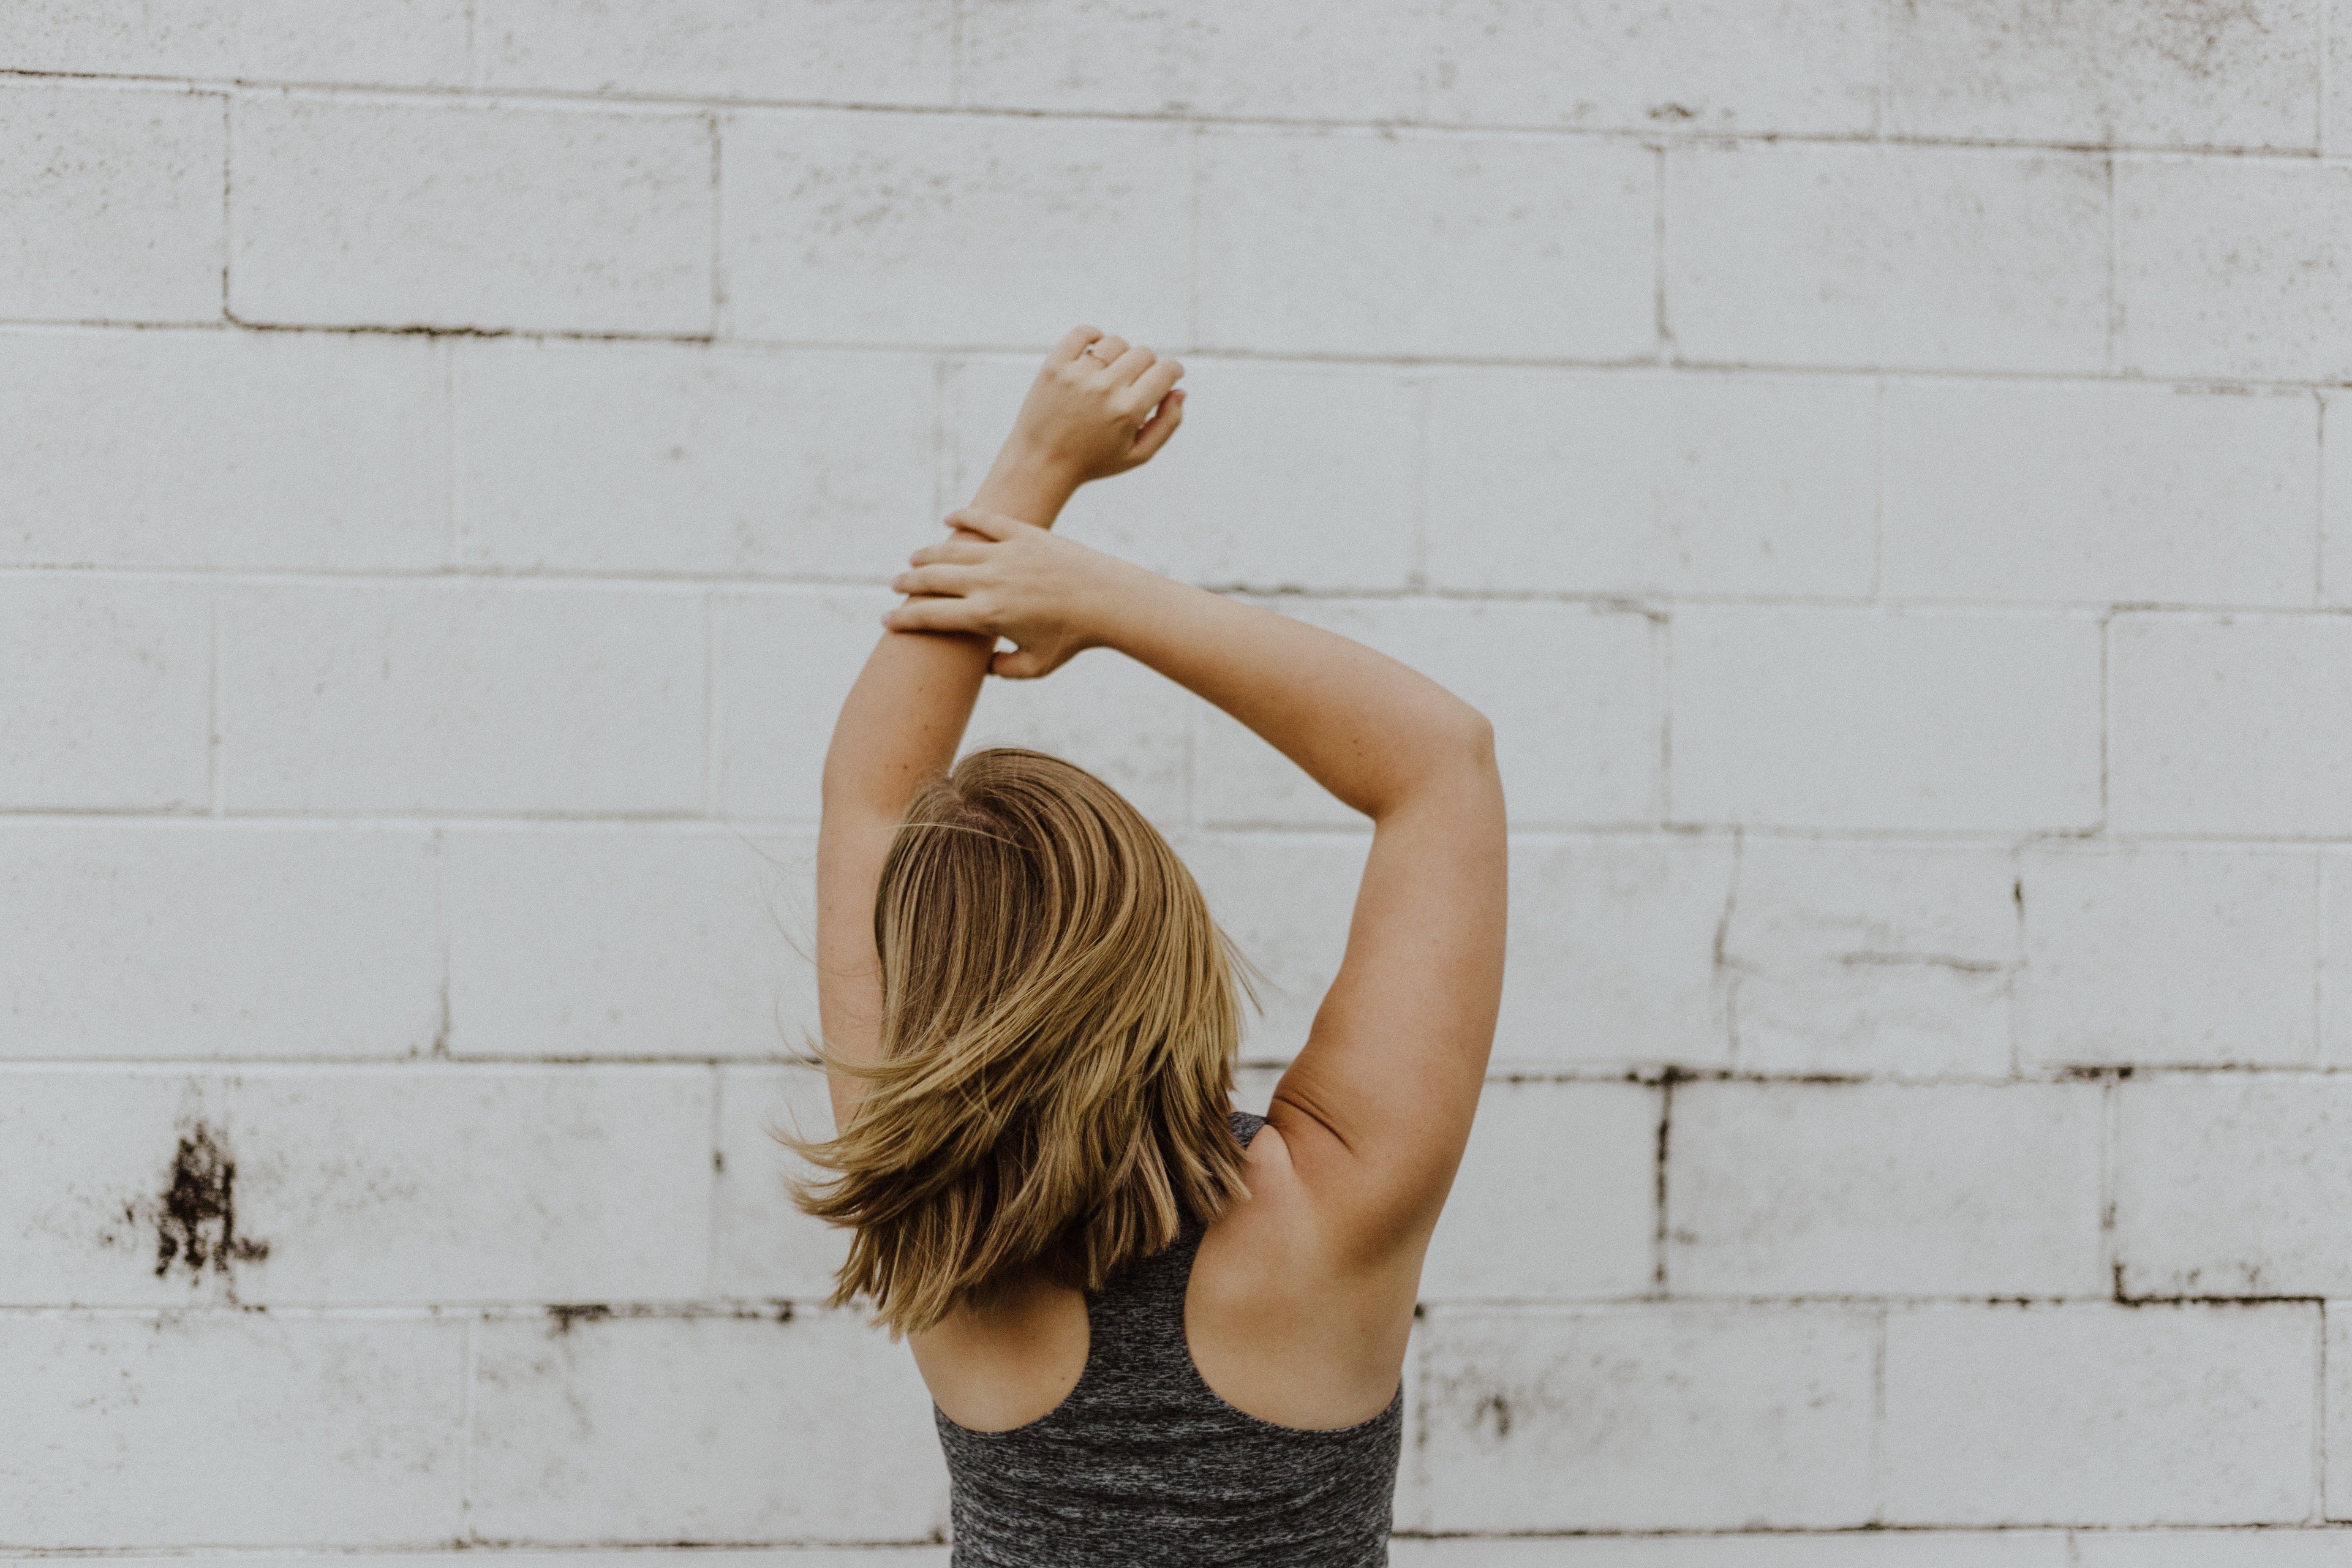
[913,1118,1417,1434]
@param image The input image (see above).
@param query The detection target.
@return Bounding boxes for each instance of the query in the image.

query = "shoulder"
[1211,1118,1314,1252]
[1210,1115,1390,1286]
[1189,1115,1423,1423]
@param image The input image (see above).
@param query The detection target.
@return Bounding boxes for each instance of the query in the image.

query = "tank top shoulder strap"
[1074,1109,1268,1392]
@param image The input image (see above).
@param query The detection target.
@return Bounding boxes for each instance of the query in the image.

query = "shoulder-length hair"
[786,746,1259,1337]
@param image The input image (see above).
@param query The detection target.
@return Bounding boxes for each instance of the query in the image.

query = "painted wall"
[3,1,2348,1560]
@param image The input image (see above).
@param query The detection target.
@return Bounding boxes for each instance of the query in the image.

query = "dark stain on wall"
[154,1123,272,1280]
[548,1303,614,1335]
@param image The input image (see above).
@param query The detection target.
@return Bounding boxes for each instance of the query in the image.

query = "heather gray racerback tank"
[933,1110,1404,1566]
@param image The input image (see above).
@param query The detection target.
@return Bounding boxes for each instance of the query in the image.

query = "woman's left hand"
[884,507,1142,679]
[998,326,1188,488]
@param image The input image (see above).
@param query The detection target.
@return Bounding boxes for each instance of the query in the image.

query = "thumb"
[943,506,1026,541]
[1127,389,1185,465]
[989,645,1051,680]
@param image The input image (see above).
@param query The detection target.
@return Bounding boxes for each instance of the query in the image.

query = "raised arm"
[881,514,1507,1268]
[816,328,1187,1130]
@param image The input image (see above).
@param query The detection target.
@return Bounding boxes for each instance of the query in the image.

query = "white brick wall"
[1,329,450,571]
[1882,0,2319,151]
[8,2,2352,1555]
[1669,607,2103,832]
[1414,1304,1880,1532]
[1880,1303,2321,1525]
[0,86,227,324]
[1662,143,2109,372]
[229,99,716,334]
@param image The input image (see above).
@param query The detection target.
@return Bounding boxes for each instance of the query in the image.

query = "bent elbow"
[1402,705,1502,817]
[1434,706,1498,786]
[1449,709,1506,825]
[1455,707,1498,770]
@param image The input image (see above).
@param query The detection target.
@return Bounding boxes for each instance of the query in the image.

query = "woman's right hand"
[998,325,1187,487]
[883,506,1144,679]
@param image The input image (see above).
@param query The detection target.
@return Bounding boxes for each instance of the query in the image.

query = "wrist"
[1082,556,1189,660]
[973,442,1082,527]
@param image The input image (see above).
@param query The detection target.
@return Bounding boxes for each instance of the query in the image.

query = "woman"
[794,325,1507,1564]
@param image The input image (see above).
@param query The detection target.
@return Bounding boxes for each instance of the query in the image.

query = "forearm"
[1102,570,1494,820]
[819,447,1079,821]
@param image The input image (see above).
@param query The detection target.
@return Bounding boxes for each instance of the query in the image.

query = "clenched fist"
[1000,325,1187,486]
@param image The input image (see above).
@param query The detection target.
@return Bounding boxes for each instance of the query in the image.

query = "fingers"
[1106,343,1158,384]
[1129,356,1183,407]
[889,563,978,597]
[1051,324,1106,365]
[907,537,990,567]
[881,596,983,635]
[1128,387,1186,463]
[1056,326,1176,386]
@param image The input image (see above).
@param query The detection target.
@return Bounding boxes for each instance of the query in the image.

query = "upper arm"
[1263,726,1507,1267]
[809,618,996,1136]
[815,809,899,1133]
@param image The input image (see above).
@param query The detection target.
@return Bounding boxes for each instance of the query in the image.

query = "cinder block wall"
[3,2,2347,1561]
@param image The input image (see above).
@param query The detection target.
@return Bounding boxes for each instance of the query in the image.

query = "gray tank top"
[933,1110,1404,1566]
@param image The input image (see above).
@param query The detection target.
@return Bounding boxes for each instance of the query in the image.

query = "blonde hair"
[786,746,1259,1337]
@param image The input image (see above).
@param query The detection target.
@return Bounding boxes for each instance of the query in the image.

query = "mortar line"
[2323,391,2334,606]
[205,596,222,816]
[707,111,726,338]
[4,66,2335,162]
[2318,1297,2331,1521]
[1868,375,1885,600]
[9,315,2352,393]
[1869,0,1891,141]
[701,593,720,817]
[950,0,968,108]
[441,338,460,567]
[2006,846,2025,1077]
[431,824,450,1057]
[1654,609,1675,827]
[458,1310,477,1540]
[216,91,232,320]
[1652,141,1670,356]
[2098,1075,2120,1300]
[1869,1305,1888,1523]
[1650,1071,1673,1295]
[708,1065,726,1300]
[2321,0,2332,159]
[2117,153,2135,376]
[2096,611,2111,833]
[1712,829,1741,1068]
[2318,847,2330,1068]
